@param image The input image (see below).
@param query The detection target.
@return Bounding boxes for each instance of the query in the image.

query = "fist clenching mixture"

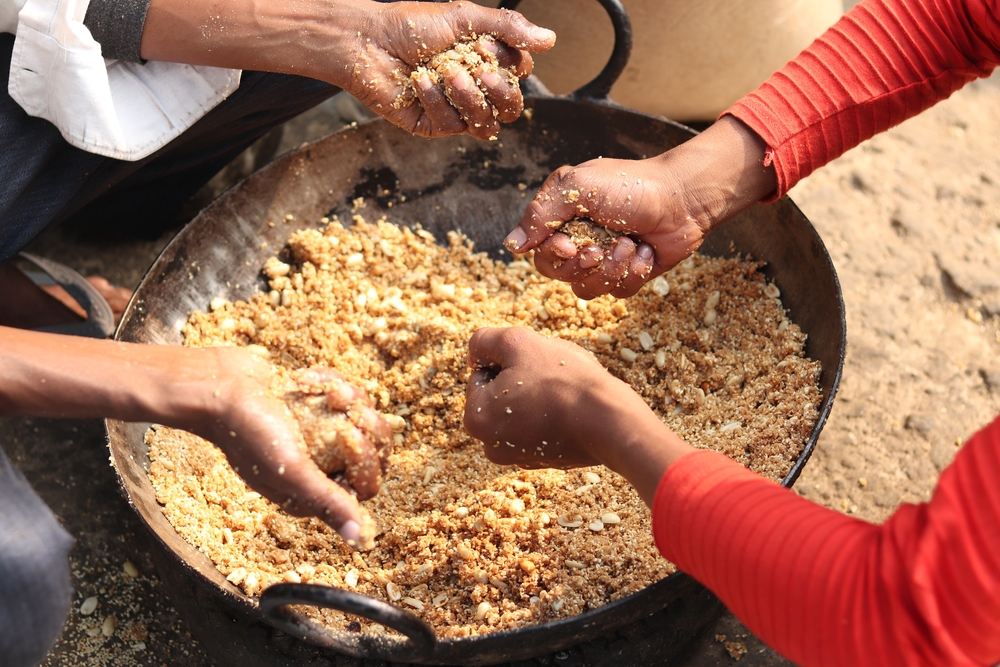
[558,217,625,256]
[394,35,521,138]
[146,209,821,638]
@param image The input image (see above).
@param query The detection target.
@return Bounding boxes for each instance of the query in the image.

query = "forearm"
[0,327,217,428]
[503,112,777,297]
[0,327,387,538]
[582,380,695,506]
[140,0,364,83]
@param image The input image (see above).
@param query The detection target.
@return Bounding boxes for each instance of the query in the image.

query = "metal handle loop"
[499,0,633,101]
[260,583,437,650]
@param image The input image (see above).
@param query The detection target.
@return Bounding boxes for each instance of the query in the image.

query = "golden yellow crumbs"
[560,217,624,255]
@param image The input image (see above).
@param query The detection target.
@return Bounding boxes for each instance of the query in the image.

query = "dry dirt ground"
[3,70,999,666]
[791,72,1000,519]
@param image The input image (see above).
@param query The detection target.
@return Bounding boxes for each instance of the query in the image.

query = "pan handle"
[499,0,633,102]
[259,583,437,650]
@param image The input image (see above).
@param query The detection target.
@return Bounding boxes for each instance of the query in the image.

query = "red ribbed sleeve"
[652,416,1000,667]
[725,0,1000,200]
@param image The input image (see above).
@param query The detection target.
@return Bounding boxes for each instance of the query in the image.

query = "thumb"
[465,327,536,424]
[466,326,536,373]
[465,327,529,442]
[277,460,369,547]
[504,165,580,254]
[460,4,557,52]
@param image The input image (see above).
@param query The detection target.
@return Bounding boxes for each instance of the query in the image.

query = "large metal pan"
[106,1,845,664]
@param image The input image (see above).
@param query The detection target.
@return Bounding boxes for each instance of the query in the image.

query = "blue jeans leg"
[0,446,74,667]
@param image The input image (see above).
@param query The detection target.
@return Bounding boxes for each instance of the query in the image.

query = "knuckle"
[468,327,487,348]
[518,53,534,78]
[503,9,531,34]
[526,199,548,218]
[553,165,575,183]
[496,326,531,355]
[463,410,487,439]
[532,256,561,278]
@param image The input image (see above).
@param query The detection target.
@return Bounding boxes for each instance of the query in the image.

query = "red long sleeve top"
[726,0,1000,201]
[653,417,1000,666]
[652,1,1000,665]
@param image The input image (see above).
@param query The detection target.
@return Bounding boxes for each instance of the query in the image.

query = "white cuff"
[8,0,240,161]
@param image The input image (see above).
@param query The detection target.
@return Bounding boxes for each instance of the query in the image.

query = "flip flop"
[16,253,116,338]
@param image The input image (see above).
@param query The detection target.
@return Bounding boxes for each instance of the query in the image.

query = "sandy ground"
[790,72,1000,521]
[3,67,999,666]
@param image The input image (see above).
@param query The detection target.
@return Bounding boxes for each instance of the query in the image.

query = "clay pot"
[488,0,842,121]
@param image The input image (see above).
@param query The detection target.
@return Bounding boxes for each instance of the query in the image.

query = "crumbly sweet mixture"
[273,366,390,549]
[394,35,518,138]
[559,217,624,254]
[146,212,821,638]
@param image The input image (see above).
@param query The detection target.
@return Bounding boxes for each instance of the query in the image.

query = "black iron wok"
[106,1,845,664]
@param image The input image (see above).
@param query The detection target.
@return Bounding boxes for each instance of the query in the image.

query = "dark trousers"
[0,446,74,667]
[0,31,339,665]
[0,32,339,263]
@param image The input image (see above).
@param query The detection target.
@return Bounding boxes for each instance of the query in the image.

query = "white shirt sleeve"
[5,0,241,161]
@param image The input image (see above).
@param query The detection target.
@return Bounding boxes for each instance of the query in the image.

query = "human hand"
[0,330,389,547]
[465,327,692,504]
[502,116,777,299]
[504,156,694,300]
[465,327,619,469]
[463,327,691,504]
[141,0,553,141]
[167,348,392,549]
[340,0,556,140]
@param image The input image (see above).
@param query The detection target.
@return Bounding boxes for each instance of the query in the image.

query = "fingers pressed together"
[463,327,609,470]
[502,155,712,300]
[372,1,555,140]
[285,367,393,501]
[207,352,394,550]
[410,35,530,140]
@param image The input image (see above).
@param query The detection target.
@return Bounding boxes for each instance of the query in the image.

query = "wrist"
[582,377,694,506]
[75,344,227,431]
[140,347,259,438]
[275,0,371,86]
[607,419,693,507]
[655,115,776,238]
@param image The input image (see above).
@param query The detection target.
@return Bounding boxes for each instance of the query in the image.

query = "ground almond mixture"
[392,35,519,138]
[146,212,821,639]
[560,217,623,254]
